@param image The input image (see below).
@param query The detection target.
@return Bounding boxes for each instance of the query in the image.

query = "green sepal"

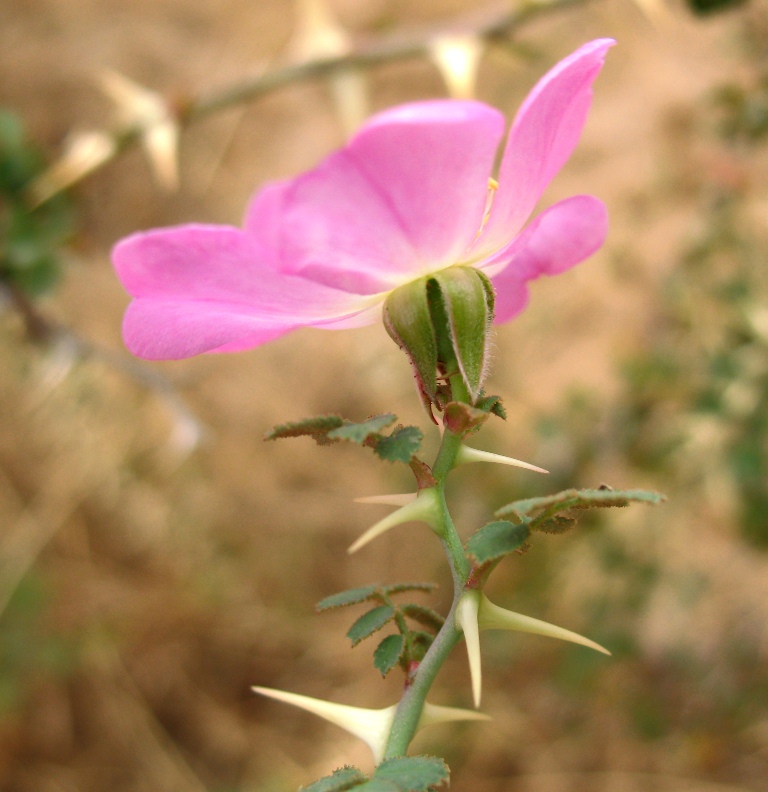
[373,633,405,677]
[375,426,424,463]
[373,756,450,791]
[430,267,494,401]
[300,766,368,792]
[466,520,531,565]
[316,582,436,612]
[347,605,395,646]
[384,277,438,409]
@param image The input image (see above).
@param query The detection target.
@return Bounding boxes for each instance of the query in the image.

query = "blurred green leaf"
[373,756,449,791]
[328,414,397,443]
[300,766,368,792]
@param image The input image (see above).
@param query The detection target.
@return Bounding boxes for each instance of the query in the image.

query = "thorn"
[456,446,548,475]
[429,34,484,99]
[290,0,367,134]
[478,594,610,655]
[455,590,483,708]
[253,686,394,763]
[99,69,180,190]
[27,130,116,206]
[348,488,440,554]
[354,493,418,506]
[252,687,490,763]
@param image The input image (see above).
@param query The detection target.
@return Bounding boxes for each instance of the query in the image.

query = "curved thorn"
[478,594,610,655]
[348,488,440,554]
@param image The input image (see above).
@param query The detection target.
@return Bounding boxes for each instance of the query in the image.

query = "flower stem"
[383,369,476,759]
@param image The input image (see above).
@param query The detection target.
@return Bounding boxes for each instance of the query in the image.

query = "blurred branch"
[1,282,205,454]
[26,0,590,204]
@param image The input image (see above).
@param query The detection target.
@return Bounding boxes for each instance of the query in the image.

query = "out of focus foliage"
[0,110,73,296]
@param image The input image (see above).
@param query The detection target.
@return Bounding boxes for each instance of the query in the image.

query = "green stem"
[383,369,476,759]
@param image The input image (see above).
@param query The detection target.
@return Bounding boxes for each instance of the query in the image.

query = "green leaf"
[354,781,400,792]
[466,520,531,564]
[535,513,578,535]
[300,766,368,792]
[400,603,444,632]
[264,415,344,445]
[328,414,397,444]
[495,487,666,524]
[375,426,423,463]
[475,393,506,420]
[316,586,379,612]
[316,582,436,612]
[373,755,450,791]
[373,634,405,677]
[347,605,395,647]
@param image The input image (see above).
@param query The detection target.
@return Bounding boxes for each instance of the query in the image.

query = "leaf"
[316,586,379,612]
[400,603,445,632]
[316,582,436,612]
[373,634,405,677]
[535,513,578,535]
[495,487,666,525]
[264,415,344,445]
[466,520,531,564]
[354,781,400,792]
[300,766,368,792]
[373,755,450,791]
[375,426,423,463]
[328,414,397,444]
[347,605,395,647]
[475,393,506,420]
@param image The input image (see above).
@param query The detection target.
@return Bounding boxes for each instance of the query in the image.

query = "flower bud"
[383,266,494,414]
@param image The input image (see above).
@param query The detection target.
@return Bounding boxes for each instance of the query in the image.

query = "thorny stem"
[25,0,590,206]
[383,369,474,759]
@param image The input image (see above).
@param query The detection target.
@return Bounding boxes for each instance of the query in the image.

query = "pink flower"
[113,39,614,360]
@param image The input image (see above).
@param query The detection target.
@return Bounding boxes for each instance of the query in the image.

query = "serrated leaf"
[328,414,397,444]
[400,603,445,632]
[475,393,506,420]
[466,520,531,564]
[347,605,395,647]
[373,755,450,791]
[536,513,578,534]
[316,585,379,612]
[300,766,369,792]
[383,582,437,596]
[264,415,344,445]
[495,487,666,523]
[373,634,405,677]
[375,426,423,463]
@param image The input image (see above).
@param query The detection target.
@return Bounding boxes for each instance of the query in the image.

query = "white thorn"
[457,446,549,475]
[455,590,483,708]
[420,701,491,729]
[348,488,440,554]
[253,686,395,763]
[429,34,484,99]
[354,493,418,507]
[478,594,610,655]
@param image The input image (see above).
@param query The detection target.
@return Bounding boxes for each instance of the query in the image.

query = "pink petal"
[488,195,608,323]
[258,101,504,292]
[113,225,375,359]
[477,39,614,257]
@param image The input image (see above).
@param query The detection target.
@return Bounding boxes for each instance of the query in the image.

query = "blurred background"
[2,0,768,790]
